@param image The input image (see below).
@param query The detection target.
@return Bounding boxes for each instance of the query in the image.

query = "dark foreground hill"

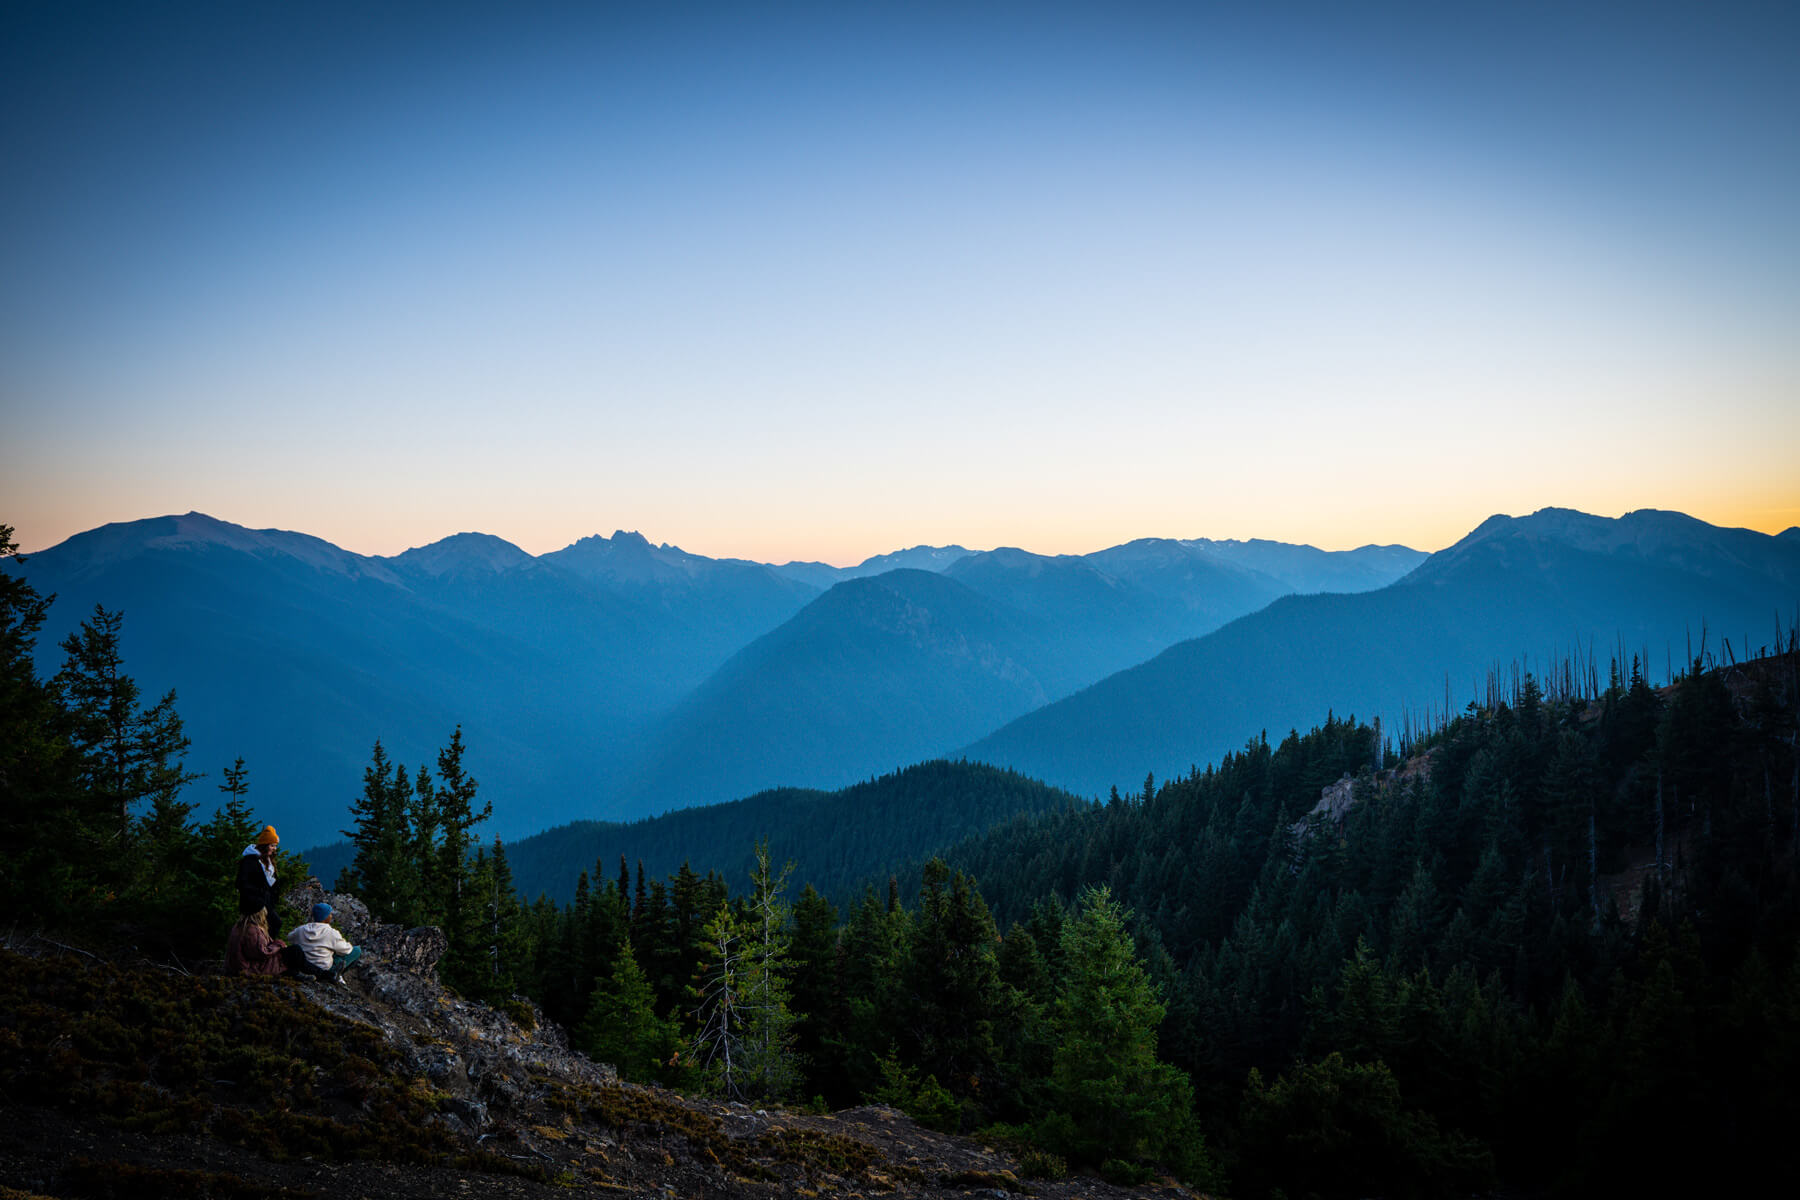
[963,507,1800,797]
[0,883,1184,1200]
[931,647,1800,1196]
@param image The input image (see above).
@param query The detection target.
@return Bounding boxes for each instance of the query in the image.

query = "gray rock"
[275,877,617,1122]
[283,877,447,980]
[446,1096,488,1129]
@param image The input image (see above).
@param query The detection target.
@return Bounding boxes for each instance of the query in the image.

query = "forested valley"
[6,521,1800,1197]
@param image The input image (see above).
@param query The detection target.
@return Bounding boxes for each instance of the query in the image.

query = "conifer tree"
[690,899,747,1097]
[740,840,803,1100]
[408,761,441,925]
[0,525,80,916]
[467,835,529,1002]
[434,725,490,980]
[901,859,1003,1113]
[196,757,260,935]
[1045,886,1209,1177]
[789,883,838,1068]
[53,604,196,841]
[580,939,679,1083]
[340,740,412,920]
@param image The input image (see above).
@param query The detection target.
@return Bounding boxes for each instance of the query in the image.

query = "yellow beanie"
[254,825,279,846]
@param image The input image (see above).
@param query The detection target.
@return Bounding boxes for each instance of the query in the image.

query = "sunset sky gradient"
[5,1,1797,564]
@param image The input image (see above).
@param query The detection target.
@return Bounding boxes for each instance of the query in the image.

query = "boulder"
[282,877,445,979]
[274,877,617,1118]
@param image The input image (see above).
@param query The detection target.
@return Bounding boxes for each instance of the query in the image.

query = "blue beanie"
[311,902,333,922]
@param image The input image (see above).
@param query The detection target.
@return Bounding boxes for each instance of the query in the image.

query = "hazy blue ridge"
[304,758,1088,908]
[4,514,815,844]
[613,569,1066,813]
[1,509,1424,844]
[620,538,1425,815]
[958,508,1800,799]
[768,544,976,588]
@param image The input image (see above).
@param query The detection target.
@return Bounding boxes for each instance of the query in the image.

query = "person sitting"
[286,902,363,984]
[224,908,290,977]
[236,825,281,920]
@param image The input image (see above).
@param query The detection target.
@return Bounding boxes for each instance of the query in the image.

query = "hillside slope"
[496,760,1087,905]
[616,573,1083,812]
[0,884,1181,1200]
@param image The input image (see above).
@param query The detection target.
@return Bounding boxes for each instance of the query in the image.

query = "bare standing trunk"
[1766,761,1775,846]
[1655,768,1666,882]
[1589,806,1599,923]
[1789,736,1798,849]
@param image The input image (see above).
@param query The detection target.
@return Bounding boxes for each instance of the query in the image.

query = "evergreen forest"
[6,520,1799,1196]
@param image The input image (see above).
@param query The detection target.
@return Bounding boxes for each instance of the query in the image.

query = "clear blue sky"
[5,0,1797,563]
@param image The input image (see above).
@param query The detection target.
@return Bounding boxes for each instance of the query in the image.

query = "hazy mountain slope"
[11,514,820,843]
[961,509,1800,798]
[305,757,1085,907]
[383,759,1086,906]
[616,570,1073,812]
[1072,539,1289,627]
[769,544,974,589]
[1181,537,1429,594]
[10,514,646,845]
[568,537,1425,817]
[539,529,820,681]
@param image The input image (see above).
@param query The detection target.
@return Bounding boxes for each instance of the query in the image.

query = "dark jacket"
[236,848,277,916]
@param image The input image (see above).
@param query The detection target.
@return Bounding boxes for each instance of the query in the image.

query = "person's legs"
[327,945,363,984]
[290,955,334,981]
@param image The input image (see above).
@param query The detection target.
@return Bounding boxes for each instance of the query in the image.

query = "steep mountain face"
[961,508,1800,799]
[618,571,1071,811]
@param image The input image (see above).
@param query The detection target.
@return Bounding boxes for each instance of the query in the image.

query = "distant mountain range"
[961,508,1800,797]
[34,506,1793,860]
[7,511,1423,844]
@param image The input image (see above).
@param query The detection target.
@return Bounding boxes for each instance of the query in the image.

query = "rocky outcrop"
[278,877,615,1132]
[1289,751,1437,847]
[3,896,1196,1199]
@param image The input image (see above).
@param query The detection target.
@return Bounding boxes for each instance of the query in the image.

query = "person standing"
[237,825,281,920]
